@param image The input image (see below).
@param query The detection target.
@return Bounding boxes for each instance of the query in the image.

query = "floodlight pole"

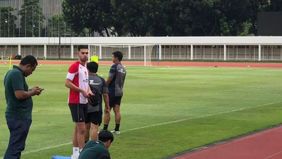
[5,20,9,37]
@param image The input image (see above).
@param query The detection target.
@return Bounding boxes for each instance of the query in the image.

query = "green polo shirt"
[4,65,33,119]
[79,141,111,159]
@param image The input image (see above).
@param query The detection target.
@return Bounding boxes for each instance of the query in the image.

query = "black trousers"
[4,117,32,159]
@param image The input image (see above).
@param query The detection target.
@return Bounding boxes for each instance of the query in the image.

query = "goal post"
[144,44,154,66]
[88,44,159,66]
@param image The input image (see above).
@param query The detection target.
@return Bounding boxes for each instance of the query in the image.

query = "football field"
[0,64,282,159]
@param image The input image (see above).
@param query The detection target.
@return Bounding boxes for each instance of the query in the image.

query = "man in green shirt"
[4,55,43,159]
[79,130,114,159]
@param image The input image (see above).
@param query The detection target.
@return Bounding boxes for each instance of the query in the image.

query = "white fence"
[0,37,282,61]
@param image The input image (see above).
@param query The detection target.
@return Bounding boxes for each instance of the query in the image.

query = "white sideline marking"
[122,102,276,133]
[0,102,278,158]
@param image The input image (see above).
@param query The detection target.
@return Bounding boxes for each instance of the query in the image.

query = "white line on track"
[264,150,282,159]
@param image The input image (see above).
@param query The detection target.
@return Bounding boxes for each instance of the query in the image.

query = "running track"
[174,126,282,159]
[40,61,282,68]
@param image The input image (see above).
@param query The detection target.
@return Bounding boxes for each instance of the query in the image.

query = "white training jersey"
[66,61,89,104]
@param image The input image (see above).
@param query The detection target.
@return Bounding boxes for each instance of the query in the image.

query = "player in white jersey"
[65,45,90,159]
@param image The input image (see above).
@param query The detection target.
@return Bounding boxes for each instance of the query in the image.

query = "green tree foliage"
[113,0,265,36]
[62,0,277,36]
[85,0,113,36]
[62,0,90,36]
[113,0,158,36]
[47,15,72,37]
[63,0,113,36]
[213,0,255,35]
[151,0,192,36]
[19,0,44,37]
[246,0,269,35]
[190,0,219,35]
[113,0,193,36]
[0,7,17,37]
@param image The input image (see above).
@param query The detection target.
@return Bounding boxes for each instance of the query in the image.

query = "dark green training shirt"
[4,65,33,119]
[82,140,99,151]
[79,141,111,159]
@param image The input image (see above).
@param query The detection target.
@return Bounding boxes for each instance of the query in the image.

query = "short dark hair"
[87,62,98,73]
[20,55,38,67]
[112,51,123,61]
[98,130,114,143]
[78,45,88,51]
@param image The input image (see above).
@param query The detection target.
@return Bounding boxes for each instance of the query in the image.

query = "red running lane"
[149,61,282,68]
[37,61,282,69]
[2,60,282,69]
[174,126,282,159]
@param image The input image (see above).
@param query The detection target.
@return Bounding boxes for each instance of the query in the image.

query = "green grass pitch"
[0,64,282,159]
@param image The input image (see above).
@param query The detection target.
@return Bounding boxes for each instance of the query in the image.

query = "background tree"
[47,15,73,37]
[63,0,113,36]
[63,0,90,36]
[156,0,192,36]
[19,0,44,37]
[84,0,113,36]
[213,0,255,35]
[189,0,223,35]
[247,0,269,35]
[0,7,17,37]
[62,0,274,36]
[113,0,164,36]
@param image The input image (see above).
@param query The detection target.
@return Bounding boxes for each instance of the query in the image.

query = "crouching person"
[79,130,114,159]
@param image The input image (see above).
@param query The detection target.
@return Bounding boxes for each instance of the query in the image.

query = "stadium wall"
[0,37,282,61]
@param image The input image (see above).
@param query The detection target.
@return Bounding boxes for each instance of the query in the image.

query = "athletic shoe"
[111,130,120,135]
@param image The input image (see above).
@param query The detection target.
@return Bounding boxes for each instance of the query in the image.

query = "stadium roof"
[0,37,282,46]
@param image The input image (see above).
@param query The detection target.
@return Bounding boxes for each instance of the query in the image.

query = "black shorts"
[109,95,123,108]
[69,104,88,122]
[85,111,102,125]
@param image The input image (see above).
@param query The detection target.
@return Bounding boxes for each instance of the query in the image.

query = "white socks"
[72,147,80,159]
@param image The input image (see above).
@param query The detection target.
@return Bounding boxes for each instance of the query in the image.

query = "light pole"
[5,19,9,37]
[32,24,35,37]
